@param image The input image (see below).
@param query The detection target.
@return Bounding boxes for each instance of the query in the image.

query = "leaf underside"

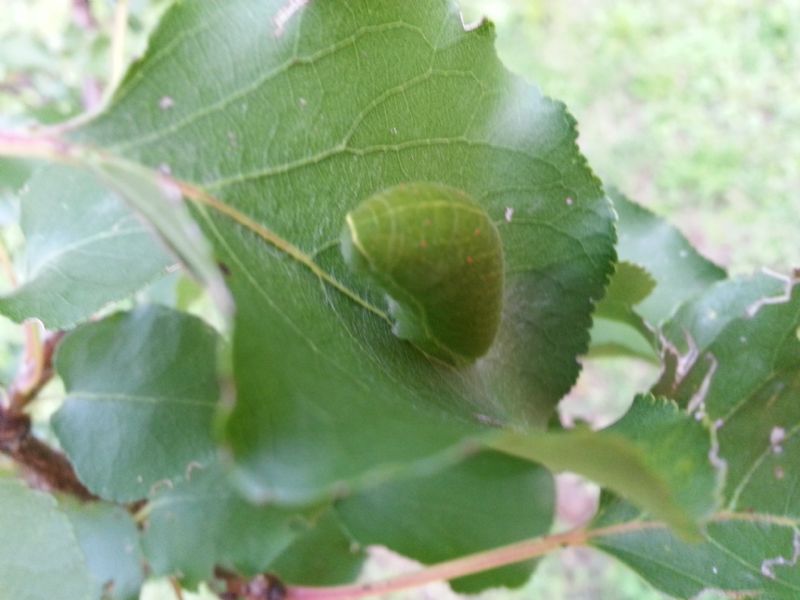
[75,0,616,504]
[0,165,170,329]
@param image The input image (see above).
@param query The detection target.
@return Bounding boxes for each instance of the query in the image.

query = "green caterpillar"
[341,182,504,366]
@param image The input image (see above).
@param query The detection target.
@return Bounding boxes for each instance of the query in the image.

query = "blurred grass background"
[1,0,797,598]
[461,0,799,275]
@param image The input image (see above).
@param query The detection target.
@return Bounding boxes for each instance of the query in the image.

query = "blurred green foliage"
[0,0,172,126]
[1,1,797,599]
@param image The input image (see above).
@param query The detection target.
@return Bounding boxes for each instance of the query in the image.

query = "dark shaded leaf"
[336,450,554,592]
[142,462,310,586]
[270,510,365,586]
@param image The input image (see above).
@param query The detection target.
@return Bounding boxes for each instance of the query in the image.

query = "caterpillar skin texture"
[341,182,504,366]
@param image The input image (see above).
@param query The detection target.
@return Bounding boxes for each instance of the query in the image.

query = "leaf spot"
[565,196,574,206]
[390,127,398,135]
[185,461,205,480]
[770,426,786,454]
[474,413,502,426]
[149,478,175,496]
[158,96,174,110]
[156,175,183,204]
[298,97,307,108]
[774,465,785,480]
[273,0,310,37]
[504,206,514,222]
[158,163,171,175]
[679,249,689,258]
[711,566,718,575]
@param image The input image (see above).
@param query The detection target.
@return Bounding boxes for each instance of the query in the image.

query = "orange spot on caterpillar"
[474,228,481,236]
[419,240,428,249]
[466,256,474,265]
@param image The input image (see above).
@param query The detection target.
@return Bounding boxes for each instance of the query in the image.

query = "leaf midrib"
[66,391,216,408]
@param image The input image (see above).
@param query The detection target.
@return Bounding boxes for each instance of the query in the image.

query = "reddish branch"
[215,568,287,600]
[0,410,95,501]
[7,329,64,413]
[1,328,95,501]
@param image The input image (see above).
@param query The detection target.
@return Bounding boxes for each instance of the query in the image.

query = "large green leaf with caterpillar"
[74,0,615,504]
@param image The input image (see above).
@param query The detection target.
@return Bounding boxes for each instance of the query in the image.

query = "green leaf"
[342,182,504,365]
[0,156,32,192]
[593,501,800,599]
[591,260,658,360]
[142,462,309,586]
[589,190,727,359]
[0,477,93,600]
[588,318,659,361]
[76,0,615,503]
[60,499,145,600]
[270,510,365,586]
[601,261,656,307]
[86,155,233,323]
[491,394,719,538]
[593,272,800,598]
[0,164,170,329]
[53,304,220,502]
[336,450,554,592]
[654,272,800,515]
[611,189,726,325]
